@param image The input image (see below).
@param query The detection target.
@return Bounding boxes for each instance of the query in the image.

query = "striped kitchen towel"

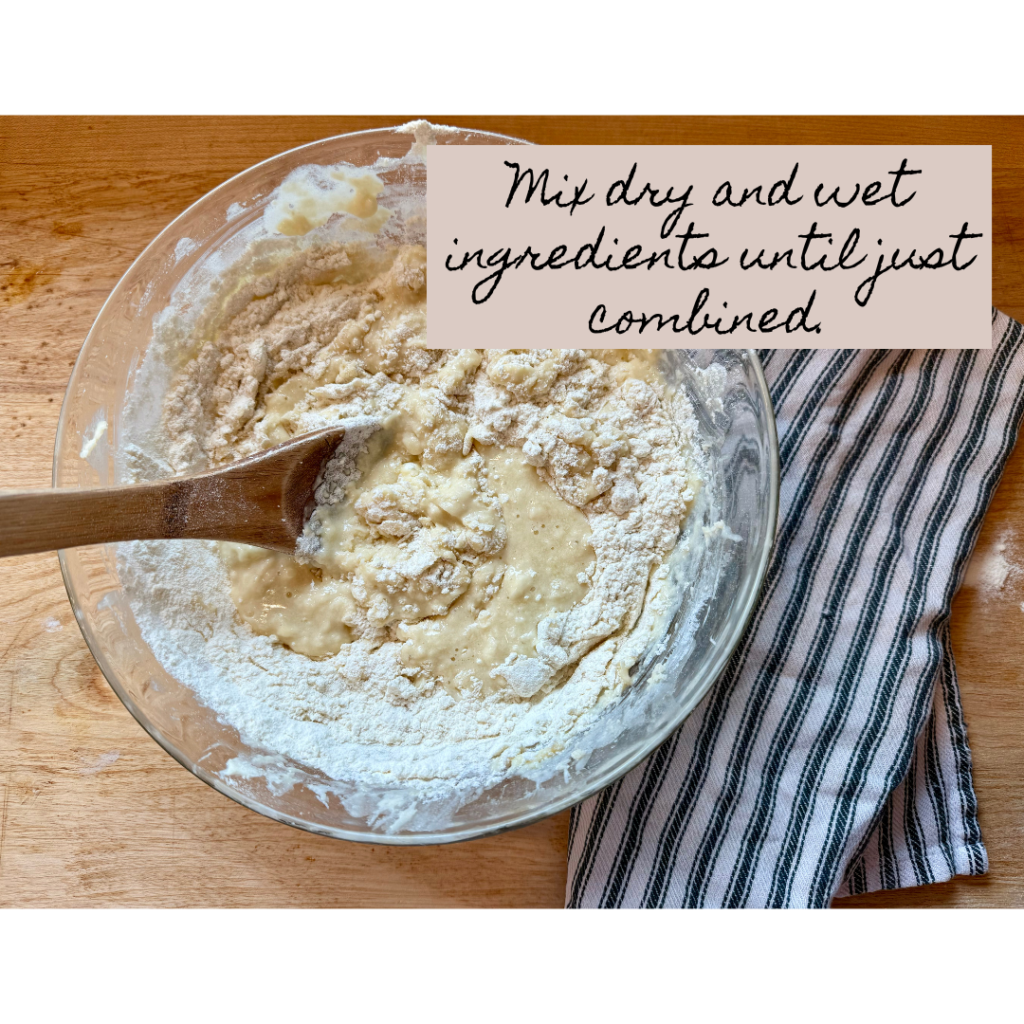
[567,311,1024,908]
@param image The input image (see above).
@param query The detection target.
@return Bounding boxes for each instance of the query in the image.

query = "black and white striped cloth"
[567,311,1024,908]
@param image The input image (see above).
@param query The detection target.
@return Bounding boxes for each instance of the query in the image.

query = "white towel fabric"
[567,312,1023,907]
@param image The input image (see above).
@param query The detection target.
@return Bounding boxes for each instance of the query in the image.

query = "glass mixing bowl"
[54,125,779,844]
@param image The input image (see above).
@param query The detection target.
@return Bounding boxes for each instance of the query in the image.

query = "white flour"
[963,529,1022,603]
[117,169,709,832]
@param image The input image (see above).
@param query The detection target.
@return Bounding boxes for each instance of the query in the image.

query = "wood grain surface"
[1,117,1021,908]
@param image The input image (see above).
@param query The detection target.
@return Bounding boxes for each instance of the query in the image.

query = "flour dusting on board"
[964,530,1022,601]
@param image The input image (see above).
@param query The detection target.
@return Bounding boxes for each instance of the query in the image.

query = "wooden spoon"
[0,426,357,558]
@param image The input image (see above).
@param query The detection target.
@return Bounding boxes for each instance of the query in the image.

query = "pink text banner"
[426,145,991,349]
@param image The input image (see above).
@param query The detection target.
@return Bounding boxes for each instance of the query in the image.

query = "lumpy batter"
[126,225,705,822]
[222,429,595,698]
[164,241,693,703]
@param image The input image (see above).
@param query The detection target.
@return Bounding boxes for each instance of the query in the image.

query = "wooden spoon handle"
[0,426,351,558]
[0,473,291,557]
[0,479,205,557]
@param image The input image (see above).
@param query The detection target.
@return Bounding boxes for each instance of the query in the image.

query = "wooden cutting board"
[1,116,1022,907]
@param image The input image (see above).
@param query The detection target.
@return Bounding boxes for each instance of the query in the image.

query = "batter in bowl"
[121,235,705,829]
